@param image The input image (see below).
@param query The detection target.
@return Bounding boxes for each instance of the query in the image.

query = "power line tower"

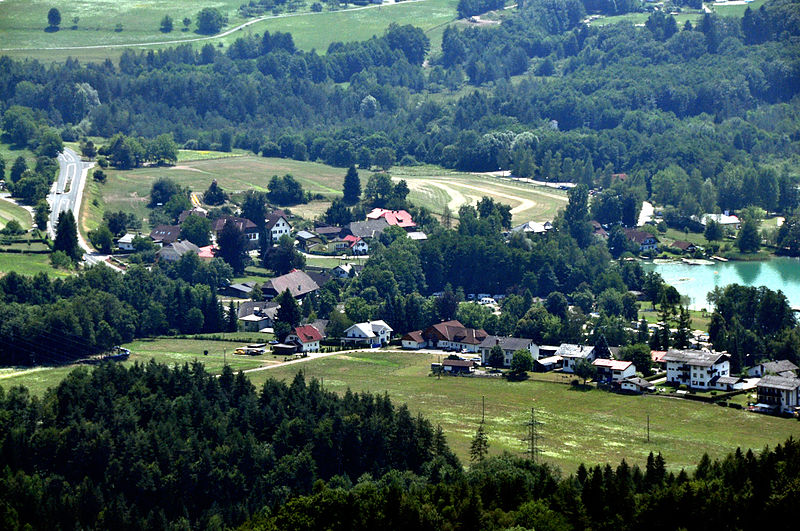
[522,407,542,463]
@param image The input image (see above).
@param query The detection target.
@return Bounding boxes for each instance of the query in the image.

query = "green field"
[0,252,72,278]
[252,350,800,472]
[0,0,459,64]
[0,199,32,231]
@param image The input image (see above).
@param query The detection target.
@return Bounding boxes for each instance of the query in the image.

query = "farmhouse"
[286,325,323,353]
[401,330,426,350]
[558,344,596,373]
[592,358,636,383]
[342,320,393,346]
[663,349,731,390]
[756,374,800,415]
[263,270,319,300]
[478,336,538,367]
[366,208,416,230]
[403,320,488,353]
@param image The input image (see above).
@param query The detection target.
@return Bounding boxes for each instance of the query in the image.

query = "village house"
[366,208,416,230]
[402,330,426,350]
[747,360,799,378]
[332,263,362,279]
[314,225,343,239]
[286,324,323,353]
[663,349,731,390]
[558,344,596,373]
[592,358,636,383]
[295,230,323,251]
[178,206,208,224]
[756,374,800,415]
[219,281,256,299]
[623,228,659,253]
[117,232,138,251]
[265,210,291,242]
[701,213,741,230]
[149,224,181,246]
[237,301,280,332]
[510,221,552,235]
[478,336,538,367]
[156,240,200,262]
[620,377,655,394]
[262,269,320,301]
[407,231,428,241]
[590,221,608,239]
[403,320,488,353]
[212,216,259,248]
[441,359,475,374]
[347,219,390,240]
[535,355,563,372]
[341,320,393,347]
[671,240,698,253]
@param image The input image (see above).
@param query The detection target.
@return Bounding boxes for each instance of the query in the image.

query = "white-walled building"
[287,325,322,353]
[342,320,393,346]
[592,358,636,383]
[663,349,730,390]
[757,374,800,414]
[558,344,596,373]
[478,336,538,367]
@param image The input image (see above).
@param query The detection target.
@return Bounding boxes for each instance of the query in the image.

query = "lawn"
[251,350,800,472]
[0,199,32,231]
[0,251,73,278]
[638,306,711,332]
[589,10,703,27]
[711,0,768,18]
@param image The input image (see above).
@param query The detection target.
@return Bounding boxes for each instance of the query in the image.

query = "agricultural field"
[0,198,32,231]
[252,350,800,472]
[0,0,460,63]
[0,251,72,278]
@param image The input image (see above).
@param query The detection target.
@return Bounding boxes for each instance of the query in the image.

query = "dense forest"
[0,362,798,529]
[1,0,799,223]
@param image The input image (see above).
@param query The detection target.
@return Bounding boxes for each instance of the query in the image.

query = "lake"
[642,257,800,310]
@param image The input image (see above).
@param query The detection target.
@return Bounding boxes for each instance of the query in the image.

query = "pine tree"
[470,422,489,463]
[53,210,81,262]
[342,165,361,204]
[673,306,692,348]
[228,301,238,332]
[276,289,301,327]
[637,318,650,344]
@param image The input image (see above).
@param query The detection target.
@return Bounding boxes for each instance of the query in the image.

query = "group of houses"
[302,208,423,255]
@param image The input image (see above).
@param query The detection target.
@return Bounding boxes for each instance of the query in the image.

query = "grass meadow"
[0,252,73,278]
[0,199,32,230]
[253,350,800,472]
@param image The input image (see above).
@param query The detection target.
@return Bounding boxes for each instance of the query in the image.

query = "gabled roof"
[157,240,200,261]
[758,374,800,391]
[238,300,280,319]
[442,359,474,368]
[295,230,317,240]
[624,228,658,244]
[197,245,216,259]
[623,376,654,389]
[478,336,534,351]
[345,320,393,338]
[150,224,181,243]
[347,219,389,239]
[265,269,319,298]
[556,344,595,359]
[178,207,208,223]
[265,210,290,230]
[760,360,799,375]
[592,358,633,371]
[511,221,552,234]
[426,320,487,345]
[366,208,416,228]
[407,231,428,240]
[403,330,425,343]
[716,376,745,385]
[315,225,343,237]
[212,216,258,233]
[702,213,739,226]
[293,325,323,344]
[671,240,696,251]
[663,349,728,367]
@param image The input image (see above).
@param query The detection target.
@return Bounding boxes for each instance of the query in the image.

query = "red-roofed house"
[651,350,667,369]
[592,358,636,383]
[287,325,323,353]
[367,208,416,230]
[402,330,426,349]
[197,245,217,261]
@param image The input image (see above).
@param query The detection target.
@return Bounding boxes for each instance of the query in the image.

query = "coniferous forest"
[0,362,797,530]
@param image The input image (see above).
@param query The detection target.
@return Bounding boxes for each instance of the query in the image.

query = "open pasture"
[252,350,800,472]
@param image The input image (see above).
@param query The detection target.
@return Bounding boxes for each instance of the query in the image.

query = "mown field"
[0,251,72,278]
[0,0,460,64]
[0,199,31,230]
[254,350,800,472]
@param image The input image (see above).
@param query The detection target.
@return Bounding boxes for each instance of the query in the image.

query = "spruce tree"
[470,422,489,463]
[343,165,361,204]
[53,210,81,262]
[228,301,238,332]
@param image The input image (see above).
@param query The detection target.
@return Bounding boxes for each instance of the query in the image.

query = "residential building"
[403,320,488,353]
[237,301,279,332]
[510,221,552,235]
[441,359,475,374]
[332,263,357,279]
[149,224,181,246]
[156,240,200,262]
[701,213,741,229]
[623,228,659,252]
[716,376,746,391]
[212,216,259,247]
[117,232,137,251]
[197,245,216,260]
[592,358,636,383]
[347,219,389,240]
[748,360,799,378]
[178,206,208,224]
[671,240,698,253]
[402,331,426,350]
[407,231,428,241]
[341,234,368,254]
[263,269,319,300]
[478,336,538,367]
[663,349,731,390]
[219,281,256,299]
[265,211,291,242]
[756,374,800,414]
[295,230,322,250]
[620,377,655,394]
[366,208,416,230]
[342,320,393,346]
[558,344,596,373]
[315,225,343,239]
[287,324,323,353]
[590,221,608,239]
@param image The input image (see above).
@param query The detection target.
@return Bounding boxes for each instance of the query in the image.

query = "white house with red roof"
[287,325,323,352]
[343,234,369,254]
[592,358,636,383]
[366,208,416,230]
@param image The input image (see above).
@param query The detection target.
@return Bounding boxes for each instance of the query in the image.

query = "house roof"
[265,269,319,298]
[265,210,289,230]
[305,319,328,338]
[702,213,739,226]
[671,240,696,251]
[118,233,137,244]
[760,360,799,375]
[197,245,216,259]
[651,351,667,363]
[178,207,208,224]
[403,331,425,343]
[758,374,800,391]
[663,349,728,367]
[157,240,200,261]
[426,320,487,345]
[717,376,744,385]
[346,320,394,338]
[306,269,332,288]
[511,221,552,234]
[592,358,633,371]
[624,228,658,245]
[407,231,428,240]
[556,344,595,359]
[293,324,323,343]
[150,224,181,243]
[295,230,316,240]
[212,216,258,233]
[623,376,654,389]
[478,335,534,351]
[347,219,389,239]
[442,359,474,368]
[366,208,416,228]
[315,225,343,237]
[238,300,280,319]
[536,355,562,366]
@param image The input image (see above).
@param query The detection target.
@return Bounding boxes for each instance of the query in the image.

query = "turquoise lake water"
[642,257,800,310]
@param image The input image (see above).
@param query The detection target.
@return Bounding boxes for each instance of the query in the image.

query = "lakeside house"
[663,349,730,390]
